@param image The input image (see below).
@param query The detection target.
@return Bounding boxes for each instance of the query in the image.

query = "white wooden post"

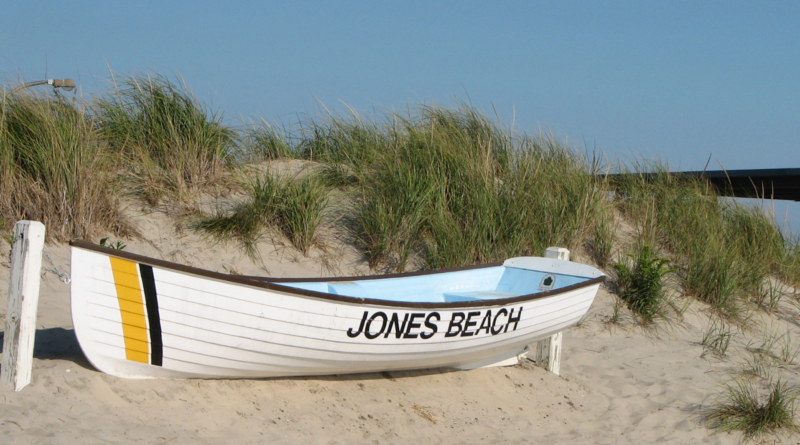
[535,247,569,375]
[2,221,46,391]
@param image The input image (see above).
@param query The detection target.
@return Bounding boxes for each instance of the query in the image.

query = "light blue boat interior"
[270,266,591,303]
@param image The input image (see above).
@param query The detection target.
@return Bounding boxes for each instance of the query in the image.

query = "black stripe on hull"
[139,264,163,366]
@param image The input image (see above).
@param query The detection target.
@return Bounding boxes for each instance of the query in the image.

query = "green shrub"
[613,245,675,324]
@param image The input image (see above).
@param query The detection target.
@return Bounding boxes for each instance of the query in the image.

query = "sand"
[2,203,800,444]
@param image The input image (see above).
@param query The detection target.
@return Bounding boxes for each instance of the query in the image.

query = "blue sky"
[3,1,800,228]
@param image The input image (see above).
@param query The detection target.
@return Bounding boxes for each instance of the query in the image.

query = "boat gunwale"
[70,240,605,309]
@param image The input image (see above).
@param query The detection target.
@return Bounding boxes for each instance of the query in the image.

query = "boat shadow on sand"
[0,327,94,371]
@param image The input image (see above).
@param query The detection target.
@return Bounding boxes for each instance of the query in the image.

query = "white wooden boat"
[69,240,605,379]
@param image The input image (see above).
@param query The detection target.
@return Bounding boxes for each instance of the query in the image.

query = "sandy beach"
[2,202,800,445]
[3,2,797,442]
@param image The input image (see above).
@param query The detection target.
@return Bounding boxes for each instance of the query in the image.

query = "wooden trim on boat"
[69,240,605,309]
[245,262,502,282]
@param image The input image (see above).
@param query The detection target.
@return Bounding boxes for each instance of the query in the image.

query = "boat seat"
[327,281,368,299]
[442,290,517,303]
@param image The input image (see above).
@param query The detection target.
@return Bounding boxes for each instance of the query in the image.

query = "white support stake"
[536,331,562,375]
[2,221,46,391]
[544,247,570,261]
[535,247,569,375]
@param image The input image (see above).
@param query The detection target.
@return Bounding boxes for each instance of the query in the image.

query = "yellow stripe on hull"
[109,257,149,363]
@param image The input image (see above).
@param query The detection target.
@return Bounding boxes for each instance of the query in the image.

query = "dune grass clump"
[239,119,296,162]
[685,244,744,317]
[612,166,790,318]
[0,91,130,241]
[350,147,437,269]
[95,73,236,205]
[725,204,787,296]
[588,200,617,269]
[782,240,800,289]
[191,103,602,271]
[430,142,596,269]
[296,115,388,167]
[705,378,799,440]
[315,163,359,188]
[193,174,280,255]
[422,129,597,270]
[701,318,734,358]
[321,105,603,271]
[278,176,329,255]
[613,244,675,324]
[194,172,328,256]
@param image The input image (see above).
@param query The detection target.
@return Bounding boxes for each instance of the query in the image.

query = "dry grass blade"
[411,404,439,424]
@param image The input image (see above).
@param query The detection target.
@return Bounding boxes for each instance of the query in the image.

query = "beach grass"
[4,70,800,316]
[0,90,131,241]
[777,330,800,365]
[701,318,733,358]
[706,378,799,440]
[336,105,602,271]
[611,166,790,319]
[296,113,387,166]
[315,163,359,188]
[94,73,237,205]
[239,118,296,162]
[200,104,604,272]
[194,171,328,256]
[192,173,281,256]
[588,202,616,269]
[277,175,329,255]
[780,238,800,290]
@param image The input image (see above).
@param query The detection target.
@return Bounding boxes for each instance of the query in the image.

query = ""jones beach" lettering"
[346,307,522,339]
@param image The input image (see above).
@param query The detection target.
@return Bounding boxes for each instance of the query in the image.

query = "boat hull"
[70,243,603,379]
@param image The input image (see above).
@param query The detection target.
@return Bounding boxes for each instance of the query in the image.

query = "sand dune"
[2,209,799,444]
